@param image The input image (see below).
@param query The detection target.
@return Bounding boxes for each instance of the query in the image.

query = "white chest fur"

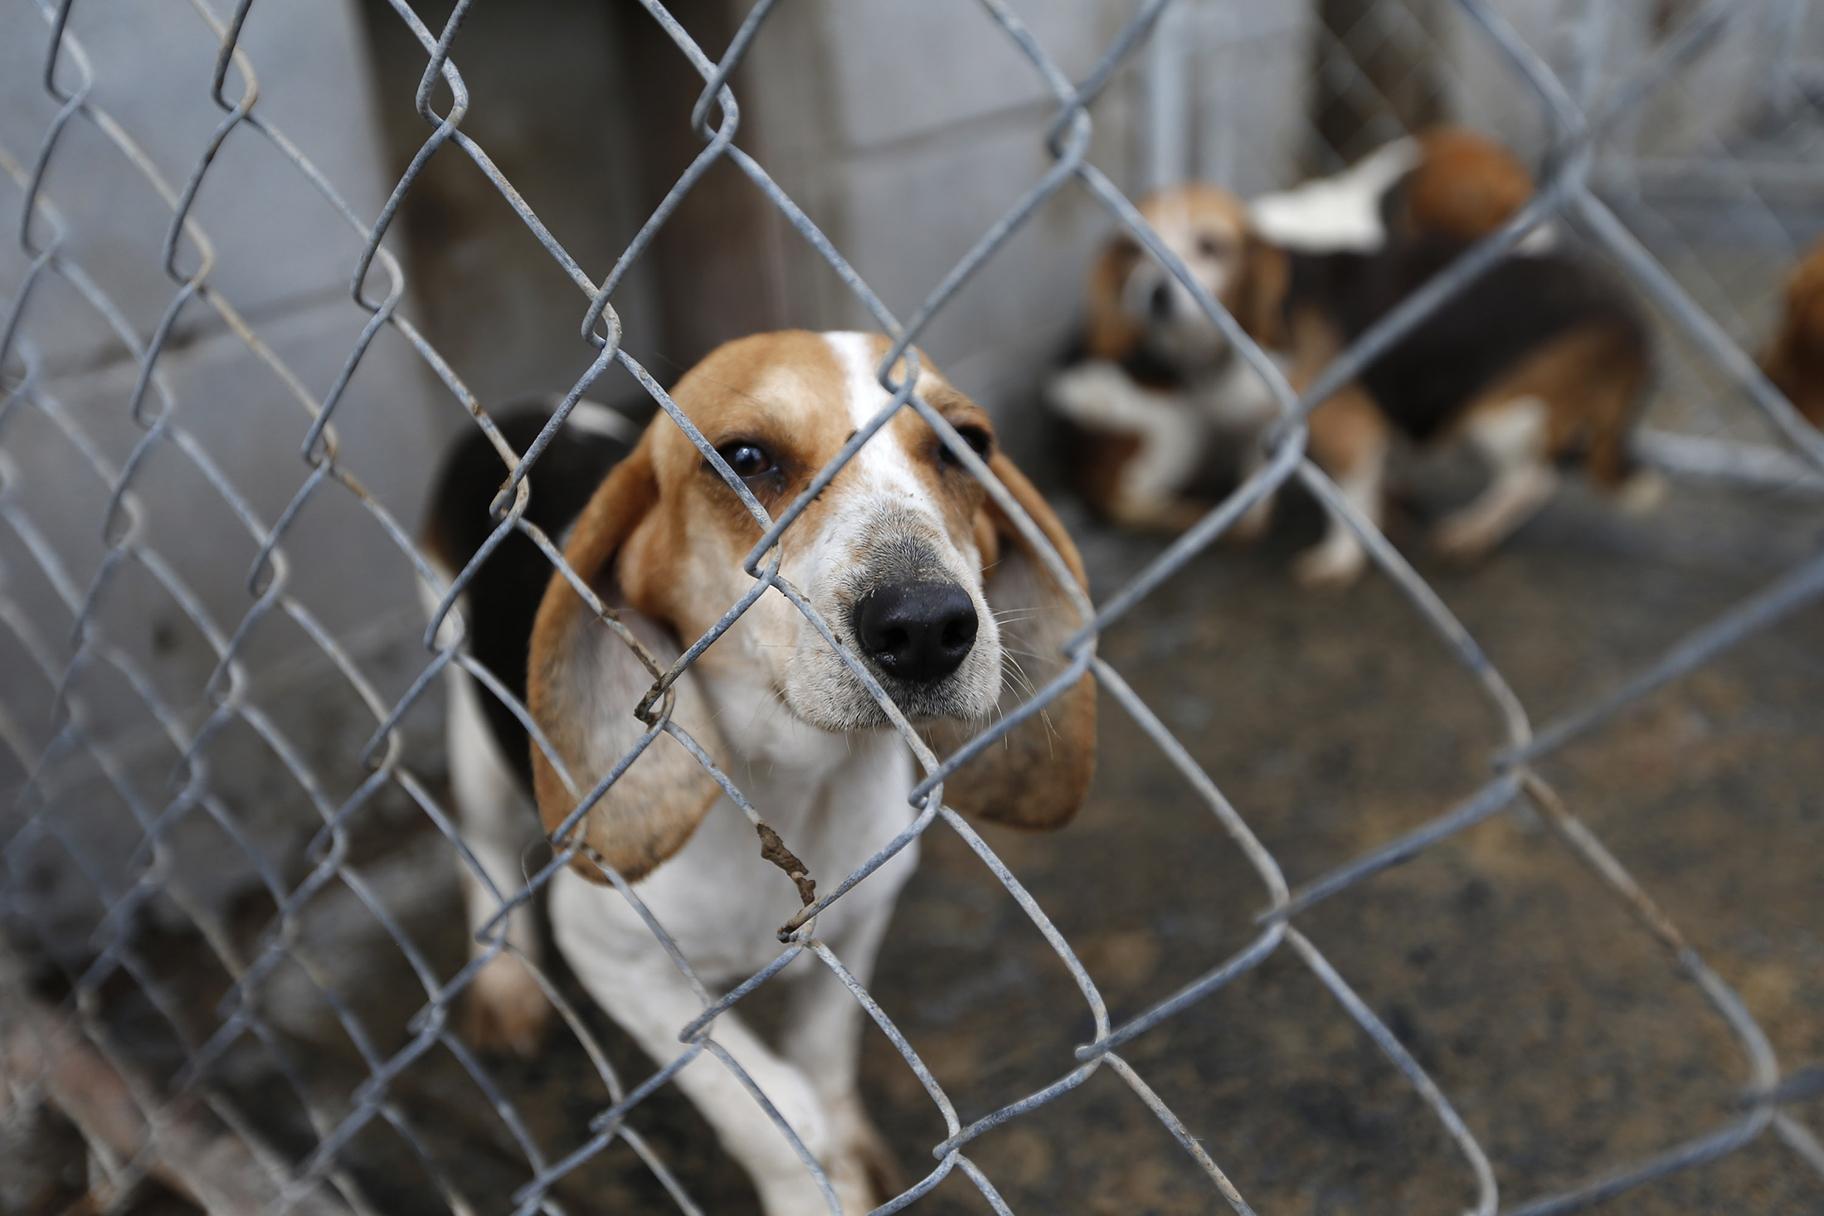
[554,691,923,984]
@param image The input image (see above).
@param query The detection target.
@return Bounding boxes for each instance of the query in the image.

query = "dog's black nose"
[1148,280,1174,319]
[853,582,979,684]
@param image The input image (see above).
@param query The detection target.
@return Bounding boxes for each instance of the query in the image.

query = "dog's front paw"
[756,1166,872,1216]
[461,952,552,1057]
[1224,492,1276,545]
[1292,537,1367,588]
[1429,509,1510,564]
[1109,495,1210,536]
[1044,362,1129,421]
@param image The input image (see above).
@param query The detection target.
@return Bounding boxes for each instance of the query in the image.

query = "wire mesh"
[1,0,1821,1213]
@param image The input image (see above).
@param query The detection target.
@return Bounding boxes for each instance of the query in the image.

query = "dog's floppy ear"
[528,431,728,883]
[928,452,1097,829]
[1085,234,1144,362]
[1236,233,1290,349]
[1783,244,1824,345]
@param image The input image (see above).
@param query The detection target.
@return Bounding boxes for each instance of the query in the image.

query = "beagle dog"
[421,331,1095,1214]
[1239,213,1655,585]
[1047,128,1543,544]
[1045,185,1280,533]
[1762,235,1824,429]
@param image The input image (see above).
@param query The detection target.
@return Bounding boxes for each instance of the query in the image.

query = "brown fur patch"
[861,334,999,554]
[1073,427,1145,523]
[1762,237,1824,428]
[924,450,1096,830]
[1224,294,1390,529]
[1453,322,1651,487]
[1086,236,1146,362]
[1275,305,1391,480]
[1141,184,1252,234]
[1308,388,1392,479]
[1403,127,1534,244]
[1236,236,1291,349]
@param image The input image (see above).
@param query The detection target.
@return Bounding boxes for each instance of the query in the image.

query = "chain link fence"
[2,0,1822,1213]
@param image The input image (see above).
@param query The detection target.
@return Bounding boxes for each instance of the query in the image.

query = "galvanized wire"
[0,0,1821,1213]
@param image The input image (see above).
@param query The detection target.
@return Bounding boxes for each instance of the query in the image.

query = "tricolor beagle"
[1046,185,1277,533]
[1244,220,1654,585]
[1762,235,1824,429]
[421,331,1095,1214]
[1048,131,1652,585]
[1047,128,1540,543]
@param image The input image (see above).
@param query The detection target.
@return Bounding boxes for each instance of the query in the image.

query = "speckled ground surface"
[915,483,1823,1211]
[16,472,1823,1215]
[838,476,1824,1215]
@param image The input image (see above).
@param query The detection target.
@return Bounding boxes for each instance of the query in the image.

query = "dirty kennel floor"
[41,475,1824,1216]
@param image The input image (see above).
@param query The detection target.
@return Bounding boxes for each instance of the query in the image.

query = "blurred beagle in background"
[1762,235,1824,429]
[1049,127,1652,585]
[1046,185,1280,532]
[1240,205,1654,585]
[422,332,1095,1215]
[1047,127,1540,540]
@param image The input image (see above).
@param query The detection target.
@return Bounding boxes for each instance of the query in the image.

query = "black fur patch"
[1284,238,1647,441]
[423,402,647,791]
[1054,331,1190,392]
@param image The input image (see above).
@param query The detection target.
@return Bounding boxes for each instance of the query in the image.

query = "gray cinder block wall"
[362,1,1152,474]
[727,1,1147,462]
[1,0,444,943]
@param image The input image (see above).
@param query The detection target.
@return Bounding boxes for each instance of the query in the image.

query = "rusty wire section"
[0,0,1821,1213]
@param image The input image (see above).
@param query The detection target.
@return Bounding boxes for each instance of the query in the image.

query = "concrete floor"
[856,477,1824,1214]
[12,466,1822,1215]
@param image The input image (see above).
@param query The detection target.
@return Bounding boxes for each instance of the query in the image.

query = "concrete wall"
[354,1,1157,469]
[731,0,1148,466]
[356,0,672,413]
[1,0,445,940]
[1145,0,1804,187]
[616,0,1157,466]
[1442,0,1780,161]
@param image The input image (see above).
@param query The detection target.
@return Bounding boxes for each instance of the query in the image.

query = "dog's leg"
[1226,432,1279,543]
[1433,396,1557,561]
[424,571,551,1057]
[551,870,864,1215]
[1049,362,1209,532]
[1113,402,1210,533]
[1295,387,1388,587]
[778,900,905,1207]
[1202,358,1288,545]
[445,663,552,1056]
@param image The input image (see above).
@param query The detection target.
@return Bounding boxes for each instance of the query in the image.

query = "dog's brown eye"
[1197,234,1232,259]
[714,441,775,480]
[939,424,993,468]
